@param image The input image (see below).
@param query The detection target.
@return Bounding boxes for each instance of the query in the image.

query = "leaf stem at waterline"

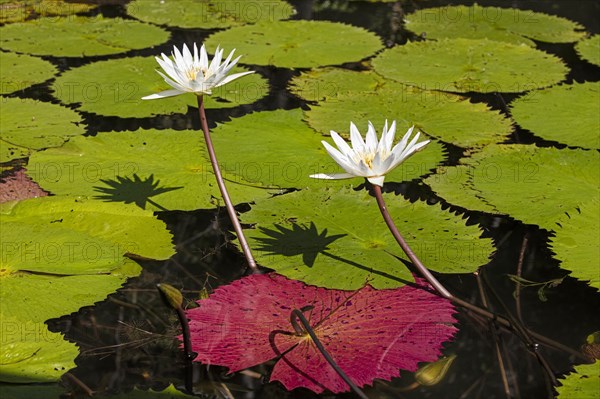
[291,309,369,399]
[197,95,258,274]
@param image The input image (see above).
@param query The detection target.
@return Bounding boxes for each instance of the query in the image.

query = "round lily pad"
[51,56,266,117]
[0,52,57,95]
[0,0,95,24]
[469,145,599,230]
[205,20,384,68]
[212,108,446,188]
[423,165,498,214]
[550,199,599,290]
[405,5,585,46]
[289,67,383,102]
[372,38,568,93]
[0,97,86,162]
[304,72,513,148]
[127,0,294,29]
[240,186,494,290]
[510,82,599,149]
[556,361,600,399]
[0,316,78,383]
[576,34,600,67]
[26,129,273,211]
[0,196,175,381]
[0,15,170,57]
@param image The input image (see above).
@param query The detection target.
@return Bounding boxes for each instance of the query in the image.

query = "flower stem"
[371,184,509,321]
[291,309,369,399]
[196,95,258,274]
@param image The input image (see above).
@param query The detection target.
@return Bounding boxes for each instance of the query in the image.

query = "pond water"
[1,0,599,398]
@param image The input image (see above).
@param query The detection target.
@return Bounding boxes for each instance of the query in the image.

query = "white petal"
[383,120,396,153]
[200,44,209,68]
[330,130,353,155]
[349,122,365,151]
[213,70,255,88]
[309,173,355,180]
[365,121,378,151]
[367,175,385,187]
[142,89,185,100]
[390,126,414,155]
[182,43,193,64]
[322,141,359,175]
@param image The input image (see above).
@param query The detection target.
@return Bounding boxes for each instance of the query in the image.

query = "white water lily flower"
[142,43,254,99]
[310,121,430,187]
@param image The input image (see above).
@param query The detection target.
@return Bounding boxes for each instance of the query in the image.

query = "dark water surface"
[10,0,597,398]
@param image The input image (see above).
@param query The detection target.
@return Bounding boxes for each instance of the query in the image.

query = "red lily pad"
[186,273,456,394]
[0,169,47,203]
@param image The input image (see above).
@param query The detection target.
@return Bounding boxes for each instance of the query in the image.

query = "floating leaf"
[0,383,66,398]
[576,35,600,67]
[556,361,600,399]
[372,38,568,93]
[0,0,95,23]
[0,316,77,383]
[550,200,600,290]
[0,97,86,162]
[51,56,266,117]
[0,16,169,57]
[468,145,599,230]
[187,273,457,394]
[289,67,383,102]
[423,165,497,214]
[510,82,599,149]
[205,20,383,68]
[303,70,513,148]
[127,0,294,29]
[26,129,273,211]
[0,52,57,95]
[0,169,47,203]
[240,187,493,290]
[212,109,445,188]
[0,196,174,382]
[405,5,584,46]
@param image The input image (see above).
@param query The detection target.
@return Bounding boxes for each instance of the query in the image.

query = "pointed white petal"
[214,70,255,87]
[200,44,208,68]
[142,89,185,100]
[349,122,365,151]
[383,120,397,152]
[330,130,353,155]
[365,121,378,151]
[309,173,356,180]
[322,141,359,175]
[390,126,414,155]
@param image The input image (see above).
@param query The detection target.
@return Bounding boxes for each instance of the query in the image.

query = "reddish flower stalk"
[197,96,258,274]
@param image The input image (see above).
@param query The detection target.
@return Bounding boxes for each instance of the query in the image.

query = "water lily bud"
[415,354,457,386]
[157,283,183,309]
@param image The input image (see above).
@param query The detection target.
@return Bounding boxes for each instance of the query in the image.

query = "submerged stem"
[291,309,369,399]
[196,95,258,274]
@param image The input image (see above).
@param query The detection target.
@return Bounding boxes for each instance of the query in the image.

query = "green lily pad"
[303,71,513,148]
[26,129,273,211]
[550,199,599,290]
[52,56,266,117]
[0,196,174,382]
[556,361,600,399]
[0,382,66,398]
[405,5,585,46]
[510,82,599,149]
[576,35,600,67]
[289,67,383,102]
[212,108,446,188]
[240,186,494,290]
[0,15,169,57]
[205,20,383,68]
[127,0,294,29]
[0,317,77,383]
[469,145,599,230]
[0,52,57,95]
[0,97,86,162]
[0,0,95,24]
[1,139,30,162]
[372,38,568,93]
[423,164,498,214]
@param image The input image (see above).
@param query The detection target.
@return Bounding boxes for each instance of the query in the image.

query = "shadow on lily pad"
[93,174,182,211]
